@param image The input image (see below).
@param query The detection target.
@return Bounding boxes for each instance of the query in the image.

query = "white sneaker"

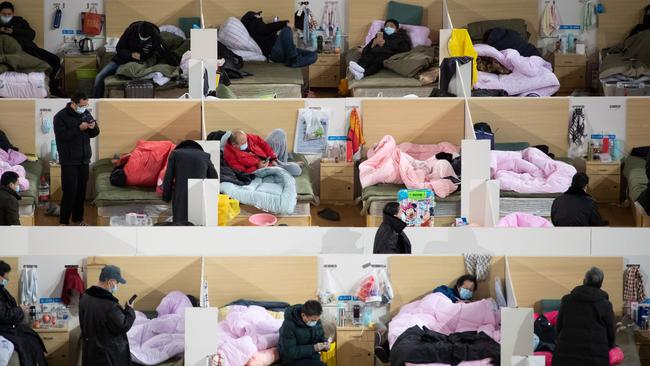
[349,61,365,73]
[350,68,365,80]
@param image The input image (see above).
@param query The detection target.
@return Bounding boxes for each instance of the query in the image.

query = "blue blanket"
[220,167,297,214]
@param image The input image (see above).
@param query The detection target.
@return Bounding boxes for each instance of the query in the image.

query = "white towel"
[464,254,492,281]
[540,2,561,37]
[583,1,598,31]
[19,268,39,306]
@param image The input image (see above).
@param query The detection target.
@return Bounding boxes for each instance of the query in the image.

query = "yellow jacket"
[448,28,478,86]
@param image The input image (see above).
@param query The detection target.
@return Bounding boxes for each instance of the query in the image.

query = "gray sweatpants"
[266,129,302,176]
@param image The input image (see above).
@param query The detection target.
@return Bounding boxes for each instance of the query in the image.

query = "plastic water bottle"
[334,29,342,49]
[38,176,49,207]
[50,140,58,163]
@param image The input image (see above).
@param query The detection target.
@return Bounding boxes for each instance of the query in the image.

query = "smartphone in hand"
[128,294,138,305]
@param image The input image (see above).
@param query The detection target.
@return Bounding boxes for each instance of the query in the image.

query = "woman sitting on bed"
[348,19,411,80]
[433,274,477,303]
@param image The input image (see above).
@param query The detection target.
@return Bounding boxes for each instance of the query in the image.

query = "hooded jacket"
[552,285,616,366]
[241,12,289,57]
[361,28,411,59]
[53,103,99,165]
[224,133,277,174]
[373,213,412,254]
[113,21,179,66]
[551,186,608,227]
[0,186,20,226]
[278,305,326,364]
[79,286,135,366]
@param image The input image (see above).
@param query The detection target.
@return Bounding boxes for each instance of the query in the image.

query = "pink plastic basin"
[249,213,278,226]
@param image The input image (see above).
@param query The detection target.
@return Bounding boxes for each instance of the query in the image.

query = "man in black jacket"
[80,265,135,366]
[241,11,317,68]
[349,19,412,80]
[54,92,99,226]
[93,21,179,97]
[551,172,608,226]
[373,202,412,254]
[0,171,20,226]
[552,267,616,366]
[0,1,61,92]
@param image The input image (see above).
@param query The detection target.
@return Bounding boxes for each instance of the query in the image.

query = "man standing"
[54,92,99,226]
[79,265,135,366]
[278,300,330,366]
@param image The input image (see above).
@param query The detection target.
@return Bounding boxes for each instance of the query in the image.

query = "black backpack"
[217,41,243,70]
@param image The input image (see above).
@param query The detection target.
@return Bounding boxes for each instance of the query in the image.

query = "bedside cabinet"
[50,163,62,202]
[336,326,374,366]
[586,160,621,203]
[320,161,355,203]
[36,327,70,366]
[551,53,586,95]
[310,53,340,88]
[64,53,97,95]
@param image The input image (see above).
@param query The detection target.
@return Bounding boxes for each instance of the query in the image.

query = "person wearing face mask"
[79,265,135,366]
[279,300,329,366]
[373,202,412,254]
[93,21,179,97]
[224,129,302,176]
[0,171,20,226]
[54,91,100,226]
[0,1,62,95]
[551,172,608,227]
[348,19,411,80]
[0,260,49,366]
[433,274,477,303]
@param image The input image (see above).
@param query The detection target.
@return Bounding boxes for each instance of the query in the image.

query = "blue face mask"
[306,320,317,327]
[13,184,20,193]
[459,288,473,300]
[110,283,119,294]
[41,115,53,134]
[0,278,8,287]
[76,107,87,115]
[384,27,396,36]
[239,143,248,151]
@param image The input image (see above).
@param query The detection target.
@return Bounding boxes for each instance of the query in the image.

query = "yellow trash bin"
[321,341,336,366]
[218,194,240,226]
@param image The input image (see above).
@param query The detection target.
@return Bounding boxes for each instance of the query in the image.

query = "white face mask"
[0,278,8,287]
[306,320,317,327]
[109,282,119,294]
[0,15,12,24]
[12,183,20,193]
[76,106,87,114]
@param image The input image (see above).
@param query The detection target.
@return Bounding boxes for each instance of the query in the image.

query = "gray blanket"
[600,30,650,80]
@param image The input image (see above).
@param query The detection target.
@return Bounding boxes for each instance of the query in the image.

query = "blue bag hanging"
[52,7,62,29]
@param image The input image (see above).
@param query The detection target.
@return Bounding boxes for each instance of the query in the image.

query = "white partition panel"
[0,227,30,255]
[27,227,138,255]
[591,228,650,256]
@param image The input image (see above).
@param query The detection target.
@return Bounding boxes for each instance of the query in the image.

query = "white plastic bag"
[377,268,394,305]
[0,336,14,366]
[304,109,325,141]
[318,267,340,305]
[355,268,383,304]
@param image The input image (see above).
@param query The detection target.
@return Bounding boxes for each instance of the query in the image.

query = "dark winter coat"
[278,304,326,364]
[552,285,616,366]
[161,141,219,223]
[433,285,460,303]
[362,29,412,60]
[241,12,289,57]
[113,21,179,66]
[79,286,135,366]
[636,150,650,214]
[53,103,99,166]
[551,186,608,226]
[0,285,48,366]
[373,214,412,254]
[485,28,540,57]
[0,186,20,226]
[390,326,500,366]
[0,16,38,52]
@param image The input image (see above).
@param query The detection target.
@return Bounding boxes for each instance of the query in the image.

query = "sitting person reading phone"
[348,19,411,80]
[223,129,301,176]
[279,300,331,366]
[433,274,478,303]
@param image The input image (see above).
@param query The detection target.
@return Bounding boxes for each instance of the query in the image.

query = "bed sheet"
[0,72,49,98]
[624,156,648,202]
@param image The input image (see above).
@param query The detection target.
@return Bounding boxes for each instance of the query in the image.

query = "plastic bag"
[218,194,240,226]
[376,268,394,305]
[318,267,340,305]
[81,9,104,36]
[304,110,325,141]
[355,269,383,304]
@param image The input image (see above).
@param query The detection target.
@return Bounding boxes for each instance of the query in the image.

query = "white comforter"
[0,72,48,98]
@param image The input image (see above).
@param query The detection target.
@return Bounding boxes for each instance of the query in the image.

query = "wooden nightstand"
[35,327,70,366]
[64,53,97,95]
[336,326,374,366]
[551,53,587,95]
[586,160,621,203]
[310,53,340,88]
[50,163,62,202]
[320,161,355,203]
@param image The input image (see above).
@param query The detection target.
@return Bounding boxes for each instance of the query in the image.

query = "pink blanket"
[360,136,459,198]
[498,213,553,227]
[217,306,283,366]
[390,293,501,366]
[127,291,193,365]
[491,148,576,194]
[0,149,28,191]
[474,44,560,96]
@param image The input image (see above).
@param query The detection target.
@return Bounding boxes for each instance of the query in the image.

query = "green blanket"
[383,46,438,78]
[93,159,166,207]
[292,154,317,205]
[624,155,648,202]
[0,35,51,74]
[19,160,42,207]
[114,32,187,81]
[600,30,650,79]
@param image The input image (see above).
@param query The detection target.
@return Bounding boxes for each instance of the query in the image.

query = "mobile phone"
[128,294,138,304]
[264,158,271,163]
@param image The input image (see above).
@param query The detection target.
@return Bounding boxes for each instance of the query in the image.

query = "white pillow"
[364,20,433,48]
[160,25,186,39]
[219,17,266,61]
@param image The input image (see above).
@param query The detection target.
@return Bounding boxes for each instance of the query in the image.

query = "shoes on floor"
[318,208,341,221]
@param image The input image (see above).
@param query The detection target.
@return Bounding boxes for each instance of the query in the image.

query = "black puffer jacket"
[0,16,38,52]
[551,186,608,226]
[0,186,20,226]
[113,21,179,66]
[552,285,616,366]
[373,213,412,254]
[241,12,289,57]
[278,305,326,364]
[362,29,412,59]
[79,286,135,366]
[0,285,48,366]
[485,27,540,57]
[53,103,99,165]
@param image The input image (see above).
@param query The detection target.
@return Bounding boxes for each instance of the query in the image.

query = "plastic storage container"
[603,81,649,96]
[75,68,97,96]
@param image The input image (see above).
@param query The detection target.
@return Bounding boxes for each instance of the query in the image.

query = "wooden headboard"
[202,0,295,28]
[0,100,36,155]
[447,0,539,42]
[86,256,202,311]
[204,100,303,150]
[96,100,201,159]
[348,0,443,48]
[105,0,200,37]
[389,256,505,314]
[0,257,19,302]
[507,256,624,315]
[203,256,317,307]
[626,98,650,153]
[598,0,647,49]
[362,98,465,147]
[469,98,570,156]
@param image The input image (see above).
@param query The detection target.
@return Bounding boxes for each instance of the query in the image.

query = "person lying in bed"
[224,129,302,176]
[279,300,330,366]
[241,11,317,68]
[348,19,411,80]
[551,172,608,227]
[433,274,477,303]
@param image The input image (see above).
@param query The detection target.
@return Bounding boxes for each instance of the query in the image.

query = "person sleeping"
[348,19,411,80]
[433,274,477,303]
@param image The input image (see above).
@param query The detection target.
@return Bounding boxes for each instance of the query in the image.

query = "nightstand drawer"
[310,65,340,88]
[551,53,586,67]
[321,179,353,201]
[321,165,353,178]
[338,330,374,343]
[314,54,340,66]
[588,175,620,203]
[586,163,620,175]
[39,332,68,354]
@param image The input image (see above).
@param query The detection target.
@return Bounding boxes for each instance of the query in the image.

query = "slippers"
[317,208,341,221]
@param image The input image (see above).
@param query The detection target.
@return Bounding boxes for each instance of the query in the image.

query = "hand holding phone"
[127,294,138,307]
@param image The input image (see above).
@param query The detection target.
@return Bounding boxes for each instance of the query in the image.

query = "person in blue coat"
[433,274,477,303]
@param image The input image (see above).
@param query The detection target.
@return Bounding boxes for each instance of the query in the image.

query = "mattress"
[624,155,648,202]
[229,62,303,98]
[0,71,49,98]
[348,69,434,97]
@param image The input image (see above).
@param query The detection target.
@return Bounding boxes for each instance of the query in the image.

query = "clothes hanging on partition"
[463,254,492,281]
[19,267,38,306]
[448,29,477,85]
[346,107,365,162]
[61,267,85,305]
[321,1,340,38]
[541,1,561,37]
[582,1,598,31]
[624,265,646,303]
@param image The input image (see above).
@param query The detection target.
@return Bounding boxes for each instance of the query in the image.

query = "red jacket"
[224,134,277,173]
[120,140,176,187]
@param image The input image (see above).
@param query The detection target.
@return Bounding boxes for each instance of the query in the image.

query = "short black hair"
[455,274,478,291]
[383,202,400,216]
[0,260,11,277]
[571,172,589,189]
[302,300,323,316]
[0,171,18,186]
[385,18,400,28]
[0,2,14,12]
[71,91,88,104]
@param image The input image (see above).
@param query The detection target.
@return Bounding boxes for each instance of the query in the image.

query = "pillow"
[387,1,424,26]
[466,18,528,42]
[218,17,266,61]
[364,20,432,48]
[160,25,186,40]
